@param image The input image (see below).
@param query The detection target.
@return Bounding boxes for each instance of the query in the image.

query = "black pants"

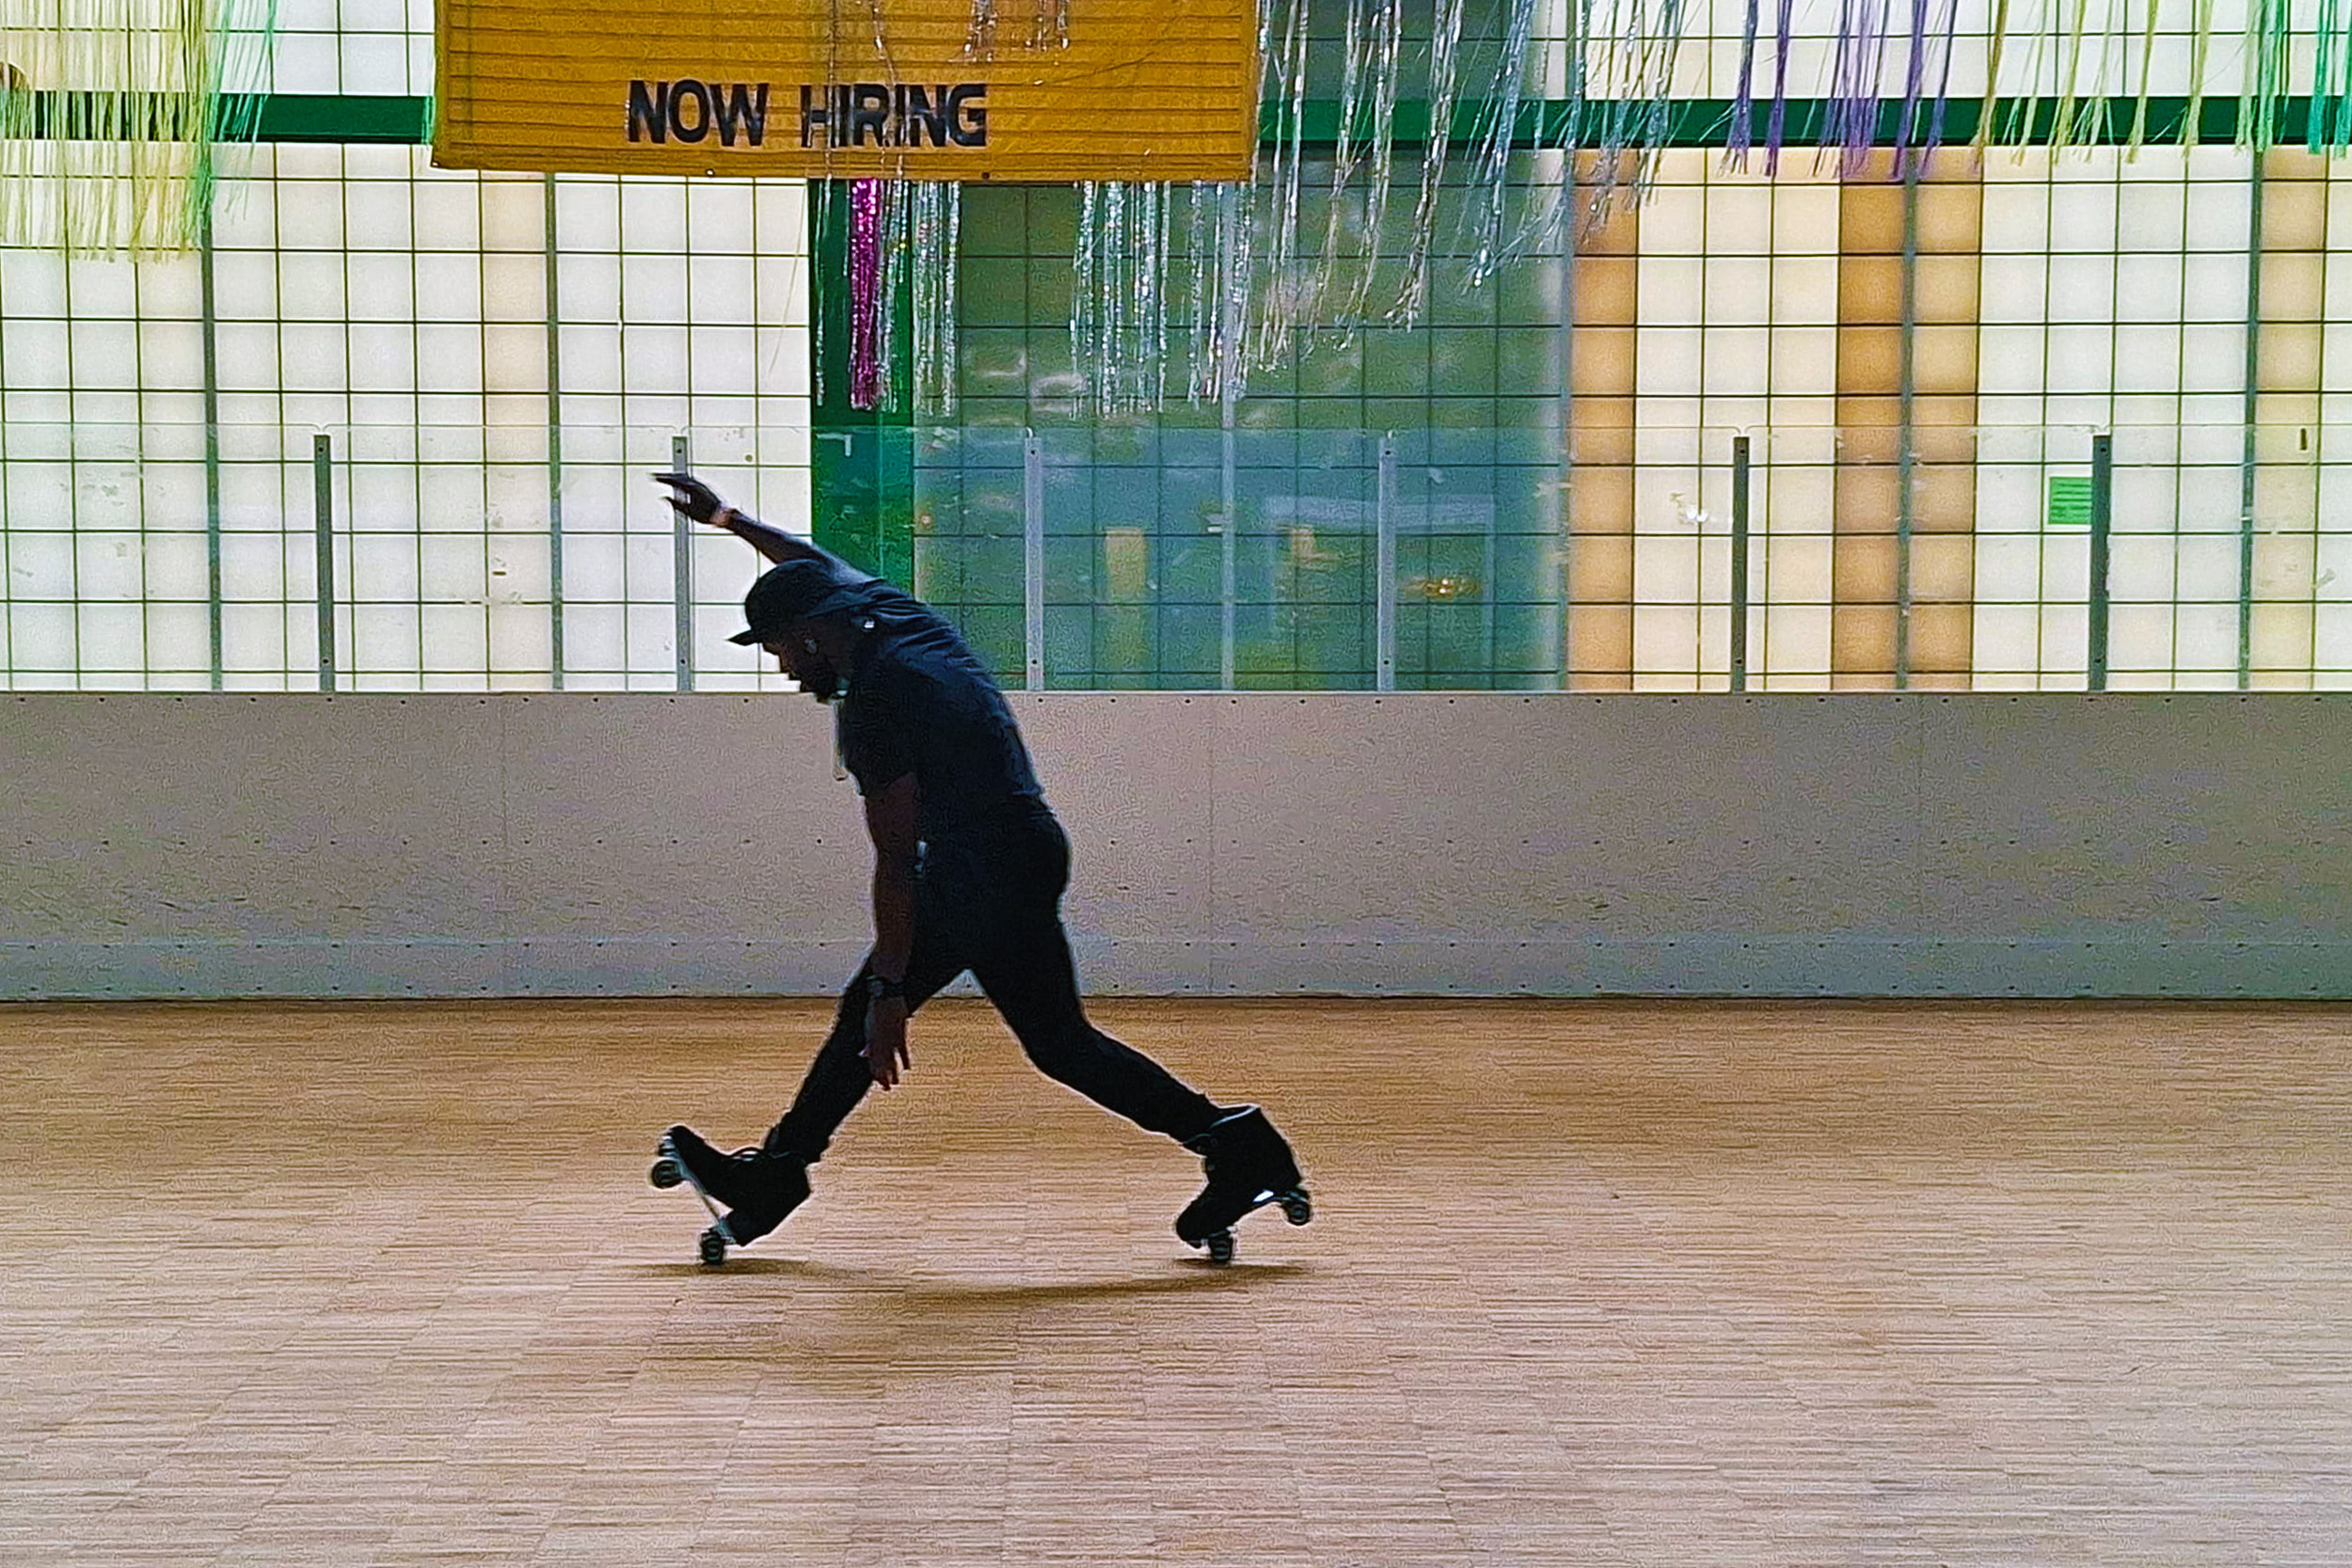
[764,812,1221,1163]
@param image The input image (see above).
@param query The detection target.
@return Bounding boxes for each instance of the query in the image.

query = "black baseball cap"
[728,559,883,645]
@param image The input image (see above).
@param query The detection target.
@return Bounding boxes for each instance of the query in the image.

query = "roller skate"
[1174,1105,1311,1265]
[648,1124,809,1267]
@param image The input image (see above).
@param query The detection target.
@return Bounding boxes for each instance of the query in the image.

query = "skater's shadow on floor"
[631,1257,870,1280]
[625,1260,1317,1374]
[629,1259,1312,1303]
[901,1260,1312,1308]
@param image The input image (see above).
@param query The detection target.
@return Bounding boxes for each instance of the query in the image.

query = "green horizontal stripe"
[2,92,433,143]
[249,93,433,142]
[0,91,2325,151]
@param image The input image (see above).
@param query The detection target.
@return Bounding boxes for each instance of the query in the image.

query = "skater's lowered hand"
[864,996,912,1089]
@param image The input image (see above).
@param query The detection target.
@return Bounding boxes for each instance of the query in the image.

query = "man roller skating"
[644,473,1311,1268]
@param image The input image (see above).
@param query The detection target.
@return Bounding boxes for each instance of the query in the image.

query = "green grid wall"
[915,167,1569,690]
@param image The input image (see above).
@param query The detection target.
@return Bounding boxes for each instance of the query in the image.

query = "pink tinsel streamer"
[850,178,882,411]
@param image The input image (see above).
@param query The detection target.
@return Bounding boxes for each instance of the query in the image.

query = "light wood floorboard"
[3,999,2348,1566]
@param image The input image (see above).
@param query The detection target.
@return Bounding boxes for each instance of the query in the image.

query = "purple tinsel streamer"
[1823,0,1883,177]
[1895,0,1930,178]
[1921,0,1960,166]
[1765,0,1794,172]
[849,178,882,411]
[1727,0,1761,166]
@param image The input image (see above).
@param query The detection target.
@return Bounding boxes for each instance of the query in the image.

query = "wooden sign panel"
[432,0,1259,181]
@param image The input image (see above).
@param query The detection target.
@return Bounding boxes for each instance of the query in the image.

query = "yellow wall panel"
[434,0,1258,181]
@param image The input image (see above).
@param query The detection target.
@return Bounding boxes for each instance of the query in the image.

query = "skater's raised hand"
[864,994,911,1089]
[653,471,728,527]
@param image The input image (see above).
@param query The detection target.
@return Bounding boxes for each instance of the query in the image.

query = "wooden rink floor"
[4,999,2349,1567]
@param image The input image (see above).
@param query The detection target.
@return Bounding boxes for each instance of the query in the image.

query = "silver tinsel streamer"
[1499,0,1589,263]
[963,0,997,56]
[1255,0,1312,366]
[1391,0,1465,325]
[1105,180,1128,411]
[1220,182,1251,404]
[866,0,900,78]
[1152,183,1170,406]
[1057,0,1712,411]
[1343,0,1405,321]
[911,182,936,417]
[1587,0,1642,221]
[1186,180,1251,406]
[1068,181,1175,416]
[941,185,960,416]
[1187,182,1215,401]
[1030,0,1069,51]
[1461,0,1542,286]
[1536,0,1592,251]
[1313,0,1371,321]
[912,182,960,420]
[1633,0,1686,198]
[1138,182,1168,410]
[1072,182,1100,408]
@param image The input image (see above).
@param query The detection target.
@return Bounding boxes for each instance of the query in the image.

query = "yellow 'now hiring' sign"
[432,0,1259,181]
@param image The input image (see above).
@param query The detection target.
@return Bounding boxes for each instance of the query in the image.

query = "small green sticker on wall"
[2046,476,2092,528]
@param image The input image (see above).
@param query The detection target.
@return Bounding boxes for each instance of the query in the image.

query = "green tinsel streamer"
[2044,0,2102,160]
[2179,0,2216,148]
[0,0,274,255]
[2315,0,2352,154]
[2125,0,2157,155]
[1973,0,2014,157]
[2239,0,2289,153]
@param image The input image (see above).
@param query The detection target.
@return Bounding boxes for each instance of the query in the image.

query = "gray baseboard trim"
[1078,937,2352,998]
[0,938,862,1002]
[6,936,2344,1002]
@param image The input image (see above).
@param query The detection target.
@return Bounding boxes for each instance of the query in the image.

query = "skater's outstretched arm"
[653,472,828,567]
[861,772,920,1089]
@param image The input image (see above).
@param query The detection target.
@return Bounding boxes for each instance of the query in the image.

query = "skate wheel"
[1279,1191,1312,1227]
[697,1227,728,1267]
[649,1159,683,1189]
[1203,1230,1234,1266]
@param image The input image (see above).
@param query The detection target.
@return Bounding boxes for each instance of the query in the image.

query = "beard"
[797,655,846,703]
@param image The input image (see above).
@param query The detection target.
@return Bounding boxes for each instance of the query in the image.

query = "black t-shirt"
[836,605,1049,853]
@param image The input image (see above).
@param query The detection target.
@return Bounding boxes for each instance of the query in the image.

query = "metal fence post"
[1024,431,1044,690]
[545,176,566,690]
[1376,436,1398,691]
[313,434,336,692]
[1731,434,1751,692]
[201,205,224,690]
[2237,159,2264,690]
[1219,407,1237,690]
[2089,431,2113,691]
[672,434,692,690]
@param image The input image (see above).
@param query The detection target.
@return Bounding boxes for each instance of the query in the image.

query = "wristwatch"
[865,972,908,1004]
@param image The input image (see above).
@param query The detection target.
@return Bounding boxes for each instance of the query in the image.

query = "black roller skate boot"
[649,1124,810,1267]
[1174,1105,1311,1265]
